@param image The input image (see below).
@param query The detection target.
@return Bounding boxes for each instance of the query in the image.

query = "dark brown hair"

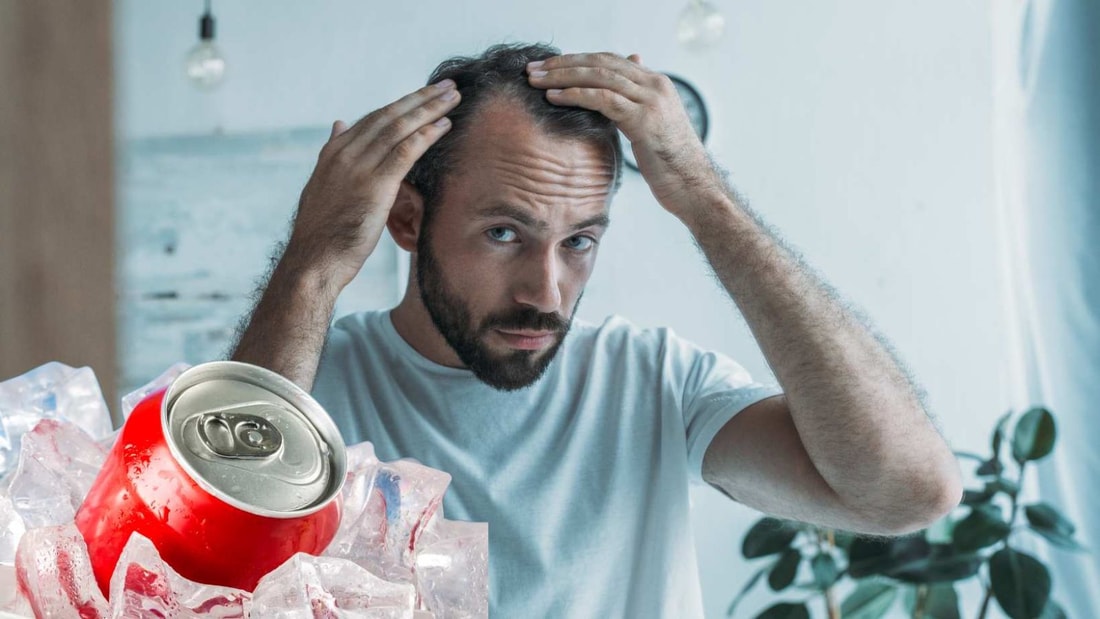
[405,42,624,223]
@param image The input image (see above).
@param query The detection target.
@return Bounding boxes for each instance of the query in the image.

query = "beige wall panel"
[0,1,116,410]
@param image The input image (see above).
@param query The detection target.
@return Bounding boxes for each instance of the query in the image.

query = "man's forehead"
[463,96,544,141]
[441,98,615,228]
[457,98,614,178]
[472,202,610,232]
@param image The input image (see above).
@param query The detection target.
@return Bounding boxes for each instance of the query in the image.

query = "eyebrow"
[473,203,611,232]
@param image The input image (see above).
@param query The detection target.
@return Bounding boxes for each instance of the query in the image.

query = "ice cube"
[347,441,381,474]
[97,428,121,452]
[324,443,383,559]
[15,523,109,618]
[324,459,450,584]
[250,553,416,615]
[0,487,27,564]
[415,521,488,619]
[414,519,485,559]
[7,419,108,529]
[356,609,437,619]
[120,362,190,420]
[107,532,250,618]
[0,362,113,476]
[0,563,33,616]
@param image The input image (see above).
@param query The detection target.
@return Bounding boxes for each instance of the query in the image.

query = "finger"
[544,87,638,124]
[329,120,348,140]
[331,79,459,151]
[373,115,454,180]
[528,52,651,84]
[528,65,648,103]
[346,86,461,168]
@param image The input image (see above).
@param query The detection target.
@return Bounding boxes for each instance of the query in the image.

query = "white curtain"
[994,0,1100,615]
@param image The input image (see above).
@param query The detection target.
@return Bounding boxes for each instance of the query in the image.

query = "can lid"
[162,361,347,517]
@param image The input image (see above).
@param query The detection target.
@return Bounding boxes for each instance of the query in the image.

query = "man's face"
[415,98,615,391]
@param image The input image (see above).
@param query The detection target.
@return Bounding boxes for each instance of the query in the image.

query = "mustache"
[483,307,569,333]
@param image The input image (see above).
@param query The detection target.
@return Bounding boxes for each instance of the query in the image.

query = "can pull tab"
[197,411,283,459]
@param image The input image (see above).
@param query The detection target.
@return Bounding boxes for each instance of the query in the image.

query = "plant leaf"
[990,547,1051,619]
[1037,599,1067,619]
[1012,407,1056,464]
[952,504,1012,552]
[1024,519,1090,552]
[812,552,840,589]
[768,549,801,591]
[991,410,1013,457]
[848,536,928,578]
[987,477,1020,497]
[962,486,996,505]
[754,601,810,619]
[848,535,981,583]
[902,583,961,619]
[742,518,800,559]
[975,458,1004,477]
[832,529,857,551]
[964,476,1020,504]
[924,514,956,544]
[727,563,771,617]
[1025,503,1076,536]
[1025,502,1087,551]
[841,581,898,619]
[888,544,984,584]
[927,584,962,619]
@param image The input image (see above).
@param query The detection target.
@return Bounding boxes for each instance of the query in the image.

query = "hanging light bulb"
[677,0,726,51]
[185,0,226,90]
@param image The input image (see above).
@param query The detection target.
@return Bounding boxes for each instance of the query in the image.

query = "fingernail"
[441,89,459,101]
[434,117,451,127]
[529,70,547,78]
[435,78,456,89]
[547,89,563,96]
[527,60,545,70]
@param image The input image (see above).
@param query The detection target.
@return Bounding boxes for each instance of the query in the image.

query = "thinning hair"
[405,42,624,225]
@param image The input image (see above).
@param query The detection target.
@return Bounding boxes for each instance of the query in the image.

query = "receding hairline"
[441,92,620,193]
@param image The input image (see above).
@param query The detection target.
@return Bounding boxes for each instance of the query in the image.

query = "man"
[232,43,963,617]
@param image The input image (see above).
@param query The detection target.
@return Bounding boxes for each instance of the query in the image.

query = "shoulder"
[330,309,381,336]
[565,314,681,367]
[313,310,388,399]
[568,313,649,346]
[318,309,389,366]
[578,315,763,388]
[328,309,389,343]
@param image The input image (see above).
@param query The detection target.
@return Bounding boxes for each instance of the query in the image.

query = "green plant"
[728,407,1088,619]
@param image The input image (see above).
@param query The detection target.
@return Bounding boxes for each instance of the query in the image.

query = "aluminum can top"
[162,361,347,517]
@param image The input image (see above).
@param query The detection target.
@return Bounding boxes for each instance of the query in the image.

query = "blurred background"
[2,0,1097,617]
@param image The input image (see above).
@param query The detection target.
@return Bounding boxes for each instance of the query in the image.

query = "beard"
[415,226,579,392]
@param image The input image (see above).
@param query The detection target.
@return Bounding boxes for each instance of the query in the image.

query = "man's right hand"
[286,79,462,292]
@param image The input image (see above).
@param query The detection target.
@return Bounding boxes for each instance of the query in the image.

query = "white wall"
[116,0,1004,616]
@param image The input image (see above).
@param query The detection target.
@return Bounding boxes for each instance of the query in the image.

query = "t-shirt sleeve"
[662,330,784,485]
[309,317,361,444]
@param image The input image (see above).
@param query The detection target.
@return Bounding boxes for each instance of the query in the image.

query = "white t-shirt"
[311,309,782,618]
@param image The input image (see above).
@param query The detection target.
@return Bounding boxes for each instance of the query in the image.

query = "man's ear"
[388,180,425,252]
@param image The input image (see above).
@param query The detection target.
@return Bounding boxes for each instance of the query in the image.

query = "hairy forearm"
[676,167,962,519]
[230,244,340,391]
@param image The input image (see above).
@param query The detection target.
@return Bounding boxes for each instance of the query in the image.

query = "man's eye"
[487,227,517,242]
[564,236,595,251]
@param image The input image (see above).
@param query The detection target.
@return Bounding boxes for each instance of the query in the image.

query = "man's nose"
[513,247,562,314]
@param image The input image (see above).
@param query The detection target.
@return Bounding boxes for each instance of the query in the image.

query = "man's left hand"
[526,52,720,219]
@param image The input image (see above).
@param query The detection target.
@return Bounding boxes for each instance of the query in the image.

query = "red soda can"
[75,361,347,596]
